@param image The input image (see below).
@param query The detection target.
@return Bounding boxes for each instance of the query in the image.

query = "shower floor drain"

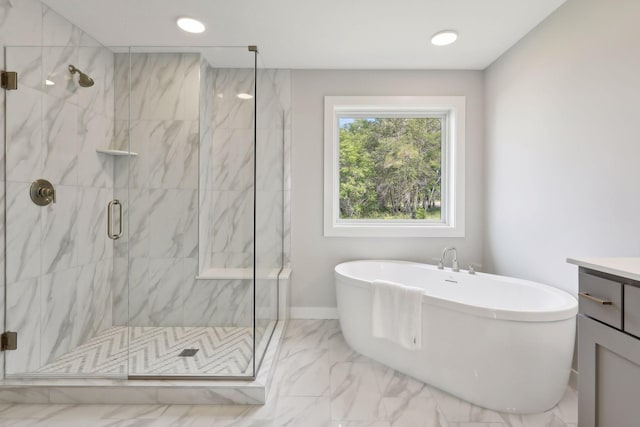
[178,349,199,357]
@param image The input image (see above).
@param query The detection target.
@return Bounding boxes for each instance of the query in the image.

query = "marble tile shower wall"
[202,67,256,271]
[112,53,200,327]
[198,67,291,331]
[111,57,292,330]
[192,61,253,327]
[0,0,293,376]
[196,65,255,327]
[200,68,291,271]
[0,0,116,374]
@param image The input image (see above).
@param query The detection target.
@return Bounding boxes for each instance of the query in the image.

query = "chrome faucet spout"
[440,247,459,272]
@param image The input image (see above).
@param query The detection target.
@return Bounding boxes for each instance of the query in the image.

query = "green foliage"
[339,117,442,220]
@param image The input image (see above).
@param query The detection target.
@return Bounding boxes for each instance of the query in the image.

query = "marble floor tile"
[448,424,505,427]
[384,395,449,427]
[327,331,369,366]
[373,361,431,401]
[498,413,568,427]
[42,404,168,420]
[429,386,504,423]
[550,388,577,424]
[0,320,578,427]
[332,422,391,427]
[161,402,276,423]
[280,320,340,355]
[273,396,331,427]
[276,348,330,397]
[0,404,70,419]
[330,362,387,421]
[211,420,272,427]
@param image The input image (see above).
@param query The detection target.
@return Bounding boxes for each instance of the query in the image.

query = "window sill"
[324,222,464,238]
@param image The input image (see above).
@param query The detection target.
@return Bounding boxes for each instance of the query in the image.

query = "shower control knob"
[30,179,56,206]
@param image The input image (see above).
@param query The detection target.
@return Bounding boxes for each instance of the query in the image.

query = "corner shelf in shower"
[96,148,139,156]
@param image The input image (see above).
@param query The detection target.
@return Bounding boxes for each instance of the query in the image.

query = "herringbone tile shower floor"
[35,327,254,376]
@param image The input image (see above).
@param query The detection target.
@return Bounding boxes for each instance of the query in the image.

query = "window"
[324,96,465,237]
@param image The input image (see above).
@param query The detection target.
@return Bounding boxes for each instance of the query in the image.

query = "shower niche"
[2,45,285,382]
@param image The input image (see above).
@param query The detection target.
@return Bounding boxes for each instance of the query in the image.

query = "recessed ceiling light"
[431,30,458,46]
[237,93,253,100]
[45,79,55,86]
[177,17,206,34]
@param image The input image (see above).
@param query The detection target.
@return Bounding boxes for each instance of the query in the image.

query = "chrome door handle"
[107,199,123,240]
[579,292,613,305]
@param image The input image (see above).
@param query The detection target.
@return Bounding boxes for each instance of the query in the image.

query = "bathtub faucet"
[439,247,460,272]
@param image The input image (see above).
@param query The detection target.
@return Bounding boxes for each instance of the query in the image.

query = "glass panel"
[254,56,284,372]
[337,116,443,221]
[3,44,275,380]
[4,45,129,378]
[125,47,256,377]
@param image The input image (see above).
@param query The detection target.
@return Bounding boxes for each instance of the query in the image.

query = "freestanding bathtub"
[335,260,578,414]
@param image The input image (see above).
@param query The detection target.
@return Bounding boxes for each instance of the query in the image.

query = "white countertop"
[567,257,640,282]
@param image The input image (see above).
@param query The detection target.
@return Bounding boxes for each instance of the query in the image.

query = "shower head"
[68,64,94,87]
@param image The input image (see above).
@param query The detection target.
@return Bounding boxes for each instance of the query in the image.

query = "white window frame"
[323,96,465,237]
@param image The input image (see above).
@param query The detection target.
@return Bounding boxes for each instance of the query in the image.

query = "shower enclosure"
[3,45,284,379]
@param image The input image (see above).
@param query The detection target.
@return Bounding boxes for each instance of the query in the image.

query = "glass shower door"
[125,47,258,378]
[254,62,285,373]
[3,45,129,378]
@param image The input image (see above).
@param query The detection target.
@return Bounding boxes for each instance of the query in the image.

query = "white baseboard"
[290,306,339,319]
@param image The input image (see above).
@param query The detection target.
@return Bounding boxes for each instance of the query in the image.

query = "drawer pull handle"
[579,292,613,305]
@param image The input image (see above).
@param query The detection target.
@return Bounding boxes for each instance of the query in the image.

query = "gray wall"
[484,0,640,294]
[290,70,485,312]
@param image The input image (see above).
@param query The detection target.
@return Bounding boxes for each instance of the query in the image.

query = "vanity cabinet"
[577,268,640,427]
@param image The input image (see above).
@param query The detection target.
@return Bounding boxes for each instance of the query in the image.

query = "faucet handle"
[468,263,482,275]
[431,257,444,269]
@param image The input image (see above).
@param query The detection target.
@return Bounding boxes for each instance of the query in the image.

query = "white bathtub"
[335,260,578,414]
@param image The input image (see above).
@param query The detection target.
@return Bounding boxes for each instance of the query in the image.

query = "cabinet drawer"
[625,285,640,337]
[579,272,622,328]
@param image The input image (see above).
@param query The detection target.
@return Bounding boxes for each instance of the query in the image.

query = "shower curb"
[0,321,286,405]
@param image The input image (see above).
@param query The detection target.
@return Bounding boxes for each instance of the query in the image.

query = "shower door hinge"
[0,331,17,351]
[1,71,18,90]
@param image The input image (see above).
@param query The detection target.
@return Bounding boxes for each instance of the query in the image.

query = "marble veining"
[72,260,113,345]
[117,52,208,327]
[5,182,42,284]
[42,5,81,47]
[5,87,43,183]
[43,97,78,185]
[5,47,42,91]
[34,326,255,377]
[4,5,117,376]
[5,277,41,374]
[0,0,120,382]
[41,185,78,275]
[0,0,43,45]
[4,6,291,379]
[42,46,79,103]
[128,53,200,121]
[0,321,577,426]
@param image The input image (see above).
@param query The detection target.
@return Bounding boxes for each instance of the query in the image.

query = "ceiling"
[42,0,566,70]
